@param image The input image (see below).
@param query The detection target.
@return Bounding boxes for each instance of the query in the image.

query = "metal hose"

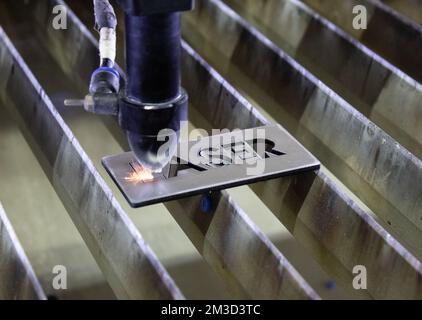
[93,0,117,67]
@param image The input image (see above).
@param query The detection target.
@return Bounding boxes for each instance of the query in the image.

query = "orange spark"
[125,162,154,184]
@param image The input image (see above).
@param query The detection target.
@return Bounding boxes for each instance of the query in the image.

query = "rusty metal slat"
[224,0,422,161]
[0,27,183,300]
[183,0,422,262]
[0,202,46,300]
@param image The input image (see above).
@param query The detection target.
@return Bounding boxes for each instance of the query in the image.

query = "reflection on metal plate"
[103,125,320,207]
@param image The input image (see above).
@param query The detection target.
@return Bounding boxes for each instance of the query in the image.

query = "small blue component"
[325,280,336,290]
[200,194,213,213]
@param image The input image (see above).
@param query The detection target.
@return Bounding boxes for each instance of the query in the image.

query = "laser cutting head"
[66,0,192,173]
[122,96,187,174]
[118,92,188,172]
[118,0,191,172]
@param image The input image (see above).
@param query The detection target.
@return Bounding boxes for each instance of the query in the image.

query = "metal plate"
[102,125,320,207]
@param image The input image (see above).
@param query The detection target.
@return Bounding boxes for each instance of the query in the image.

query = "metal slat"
[181,0,422,299]
[0,27,183,300]
[251,173,422,299]
[0,202,46,300]
[165,192,318,299]
[224,0,422,161]
[381,0,422,24]
[301,0,422,84]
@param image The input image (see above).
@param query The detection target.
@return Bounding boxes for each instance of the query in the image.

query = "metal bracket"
[102,125,320,207]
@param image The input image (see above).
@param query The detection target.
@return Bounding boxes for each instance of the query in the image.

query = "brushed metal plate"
[102,125,320,207]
